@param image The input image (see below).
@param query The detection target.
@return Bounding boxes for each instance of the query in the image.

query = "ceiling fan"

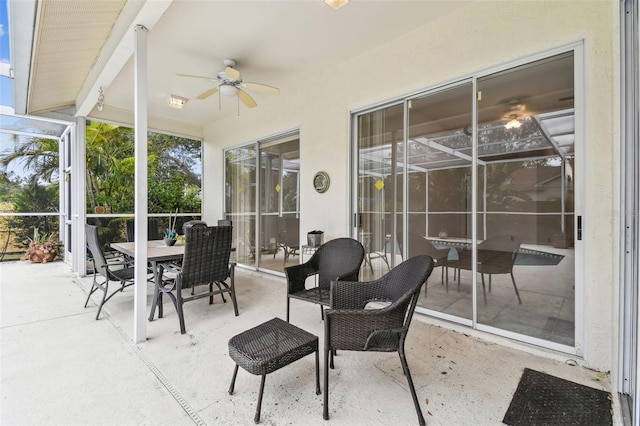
[178,59,279,109]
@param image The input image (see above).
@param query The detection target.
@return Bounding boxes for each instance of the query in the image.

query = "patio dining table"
[110,240,184,296]
[110,239,237,293]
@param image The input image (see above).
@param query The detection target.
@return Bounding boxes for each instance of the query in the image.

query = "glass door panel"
[406,83,473,319]
[225,145,257,267]
[259,148,281,268]
[258,137,300,274]
[357,105,404,281]
[475,52,576,346]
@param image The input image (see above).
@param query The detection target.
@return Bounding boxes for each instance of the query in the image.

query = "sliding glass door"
[353,50,578,351]
[225,132,300,274]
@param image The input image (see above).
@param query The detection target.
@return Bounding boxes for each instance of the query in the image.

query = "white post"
[133,25,148,343]
[73,117,86,275]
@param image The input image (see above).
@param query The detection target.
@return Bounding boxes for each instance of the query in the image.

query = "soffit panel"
[29,0,127,114]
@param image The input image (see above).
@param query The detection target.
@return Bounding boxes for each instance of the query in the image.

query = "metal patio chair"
[84,224,136,320]
[149,225,239,334]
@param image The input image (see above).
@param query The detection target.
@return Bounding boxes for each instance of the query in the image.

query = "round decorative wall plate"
[313,171,330,193]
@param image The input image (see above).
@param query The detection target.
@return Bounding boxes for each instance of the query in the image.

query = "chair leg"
[228,267,239,316]
[149,279,161,321]
[95,280,109,320]
[511,272,522,304]
[84,276,99,308]
[323,347,330,420]
[215,282,228,303]
[175,290,187,334]
[286,297,290,322]
[480,274,487,303]
[399,349,426,426]
[255,374,266,424]
[228,364,239,395]
[228,281,239,316]
[315,348,321,395]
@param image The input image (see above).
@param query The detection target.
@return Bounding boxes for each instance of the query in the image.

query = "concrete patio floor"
[1,260,621,425]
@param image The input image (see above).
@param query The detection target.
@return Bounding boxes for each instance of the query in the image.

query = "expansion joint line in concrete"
[77,278,205,425]
[111,320,206,426]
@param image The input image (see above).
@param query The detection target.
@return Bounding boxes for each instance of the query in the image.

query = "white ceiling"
[15,0,473,132]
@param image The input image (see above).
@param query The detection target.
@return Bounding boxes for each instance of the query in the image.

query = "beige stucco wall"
[202,1,618,374]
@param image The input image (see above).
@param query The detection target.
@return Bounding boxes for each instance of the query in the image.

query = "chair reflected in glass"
[149,225,239,334]
[361,231,390,274]
[285,237,365,322]
[323,254,435,426]
[274,216,300,266]
[84,224,136,320]
[451,234,522,304]
[408,233,453,291]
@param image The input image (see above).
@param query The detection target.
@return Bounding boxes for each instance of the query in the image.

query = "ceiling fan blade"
[242,82,280,94]
[177,73,216,81]
[196,87,220,100]
[238,89,257,108]
[225,66,240,81]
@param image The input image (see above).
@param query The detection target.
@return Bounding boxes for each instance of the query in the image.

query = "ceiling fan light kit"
[219,84,239,97]
[502,100,526,130]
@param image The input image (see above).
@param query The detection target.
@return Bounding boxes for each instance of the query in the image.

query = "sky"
[0,0,12,109]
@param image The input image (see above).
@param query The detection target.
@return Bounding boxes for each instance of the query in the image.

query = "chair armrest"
[324,305,406,351]
[285,262,318,294]
[329,279,385,309]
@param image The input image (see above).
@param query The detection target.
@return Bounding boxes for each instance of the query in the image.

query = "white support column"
[73,117,87,275]
[133,25,149,343]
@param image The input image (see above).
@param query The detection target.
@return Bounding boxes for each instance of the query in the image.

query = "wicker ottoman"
[228,317,321,423]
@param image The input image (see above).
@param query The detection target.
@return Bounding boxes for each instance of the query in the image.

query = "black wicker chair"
[84,224,136,320]
[451,234,522,304]
[182,219,208,234]
[323,254,434,426]
[285,237,364,322]
[125,218,161,241]
[149,225,239,334]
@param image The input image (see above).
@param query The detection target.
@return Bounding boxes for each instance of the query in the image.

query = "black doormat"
[503,368,612,426]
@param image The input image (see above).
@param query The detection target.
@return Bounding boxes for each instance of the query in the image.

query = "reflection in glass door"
[356,105,404,281]
[225,133,300,274]
[258,138,300,273]
[354,50,578,351]
[225,145,257,268]
[406,83,474,321]
[475,52,576,347]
